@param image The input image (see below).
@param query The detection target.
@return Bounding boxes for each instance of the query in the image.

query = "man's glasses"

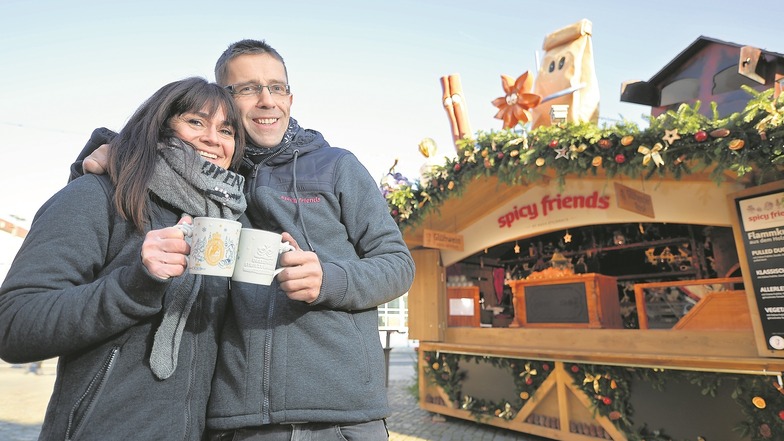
[226,83,291,97]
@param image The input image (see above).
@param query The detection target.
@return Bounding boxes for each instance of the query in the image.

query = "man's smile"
[253,117,279,125]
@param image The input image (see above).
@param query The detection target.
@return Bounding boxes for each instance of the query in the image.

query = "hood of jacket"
[270,127,328,165]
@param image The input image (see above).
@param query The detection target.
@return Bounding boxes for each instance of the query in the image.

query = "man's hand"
[277,232,323,303]
[82,143,110,175]
[141,216,192,280]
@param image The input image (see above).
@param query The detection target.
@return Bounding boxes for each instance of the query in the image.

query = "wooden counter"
[428,327,784,373]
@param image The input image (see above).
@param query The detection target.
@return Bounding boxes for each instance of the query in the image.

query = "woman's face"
[170,105,236,169]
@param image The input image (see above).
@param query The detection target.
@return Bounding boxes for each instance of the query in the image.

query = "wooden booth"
[387,32,784,441]
[403,174,784,441]
[393,92,784,441]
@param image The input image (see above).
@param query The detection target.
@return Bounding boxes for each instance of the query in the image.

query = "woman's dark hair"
[107,77,245,231]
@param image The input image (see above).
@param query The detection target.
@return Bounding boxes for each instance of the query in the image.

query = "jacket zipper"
[247,143,288,180]
[245,143,291,228]
[247,146,288,423]
[65,346,119,441]
[261,287,276,423]
[262,144,289,167]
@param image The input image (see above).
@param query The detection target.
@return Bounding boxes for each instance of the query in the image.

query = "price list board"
[730,181,784,357]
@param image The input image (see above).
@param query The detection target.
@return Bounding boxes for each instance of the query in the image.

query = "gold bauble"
[728,139,745,151]
[418,138,437,158]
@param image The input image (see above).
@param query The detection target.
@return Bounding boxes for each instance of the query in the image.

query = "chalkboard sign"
[509,274,622,328]
[729,181,784,357]
[525,282,589,324]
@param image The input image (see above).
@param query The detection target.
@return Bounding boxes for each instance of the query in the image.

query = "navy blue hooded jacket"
[206,124,415,428]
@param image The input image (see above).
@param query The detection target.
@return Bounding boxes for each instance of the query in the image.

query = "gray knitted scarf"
[149,138,246,219]
[148,137,246,380]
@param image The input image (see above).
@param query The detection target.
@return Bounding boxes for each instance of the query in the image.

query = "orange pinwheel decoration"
[491,71,541,129]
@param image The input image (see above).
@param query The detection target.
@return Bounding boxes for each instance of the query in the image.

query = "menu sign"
[731,184,784,352]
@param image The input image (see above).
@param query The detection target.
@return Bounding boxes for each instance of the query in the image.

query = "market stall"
[404,176,784,441]
[386,27,784,441]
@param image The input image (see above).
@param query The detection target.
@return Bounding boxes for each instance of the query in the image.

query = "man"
[75,39,415,441]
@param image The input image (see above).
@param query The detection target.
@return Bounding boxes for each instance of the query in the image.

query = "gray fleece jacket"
[206,124,415,428]
[0,174,231,441]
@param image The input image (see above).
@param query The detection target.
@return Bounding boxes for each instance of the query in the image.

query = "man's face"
[225,53,293,148]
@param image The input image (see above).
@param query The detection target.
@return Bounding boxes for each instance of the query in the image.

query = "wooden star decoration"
[564,231,572,243]
[491,71,541,129]
[662,129,681,145]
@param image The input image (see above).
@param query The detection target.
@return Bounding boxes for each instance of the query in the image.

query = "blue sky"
[1,0,783,224]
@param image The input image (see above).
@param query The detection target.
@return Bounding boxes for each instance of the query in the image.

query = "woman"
[0,77,246,440]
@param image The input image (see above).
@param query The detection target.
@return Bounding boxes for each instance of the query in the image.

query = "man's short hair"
[214,39,287,86]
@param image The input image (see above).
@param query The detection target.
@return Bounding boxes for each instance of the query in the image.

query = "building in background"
[620,36,784,118]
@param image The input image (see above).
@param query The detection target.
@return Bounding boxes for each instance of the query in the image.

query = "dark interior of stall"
[446,222,741,329]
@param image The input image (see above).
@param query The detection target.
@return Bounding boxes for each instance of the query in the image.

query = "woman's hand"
[141,216,193,280]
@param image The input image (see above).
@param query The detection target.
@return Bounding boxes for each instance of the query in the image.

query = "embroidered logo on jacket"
[280,195,322,204]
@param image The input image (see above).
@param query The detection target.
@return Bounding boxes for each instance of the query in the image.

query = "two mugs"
[180,217,293,285]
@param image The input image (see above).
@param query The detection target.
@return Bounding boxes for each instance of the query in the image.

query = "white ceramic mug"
[232,229,295,285]
[185,217,242,277]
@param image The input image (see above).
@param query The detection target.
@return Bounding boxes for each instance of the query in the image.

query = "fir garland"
[421,351,466,403]
[382,87,784,229]
[420,351,784,440]
[421,351,551,421]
